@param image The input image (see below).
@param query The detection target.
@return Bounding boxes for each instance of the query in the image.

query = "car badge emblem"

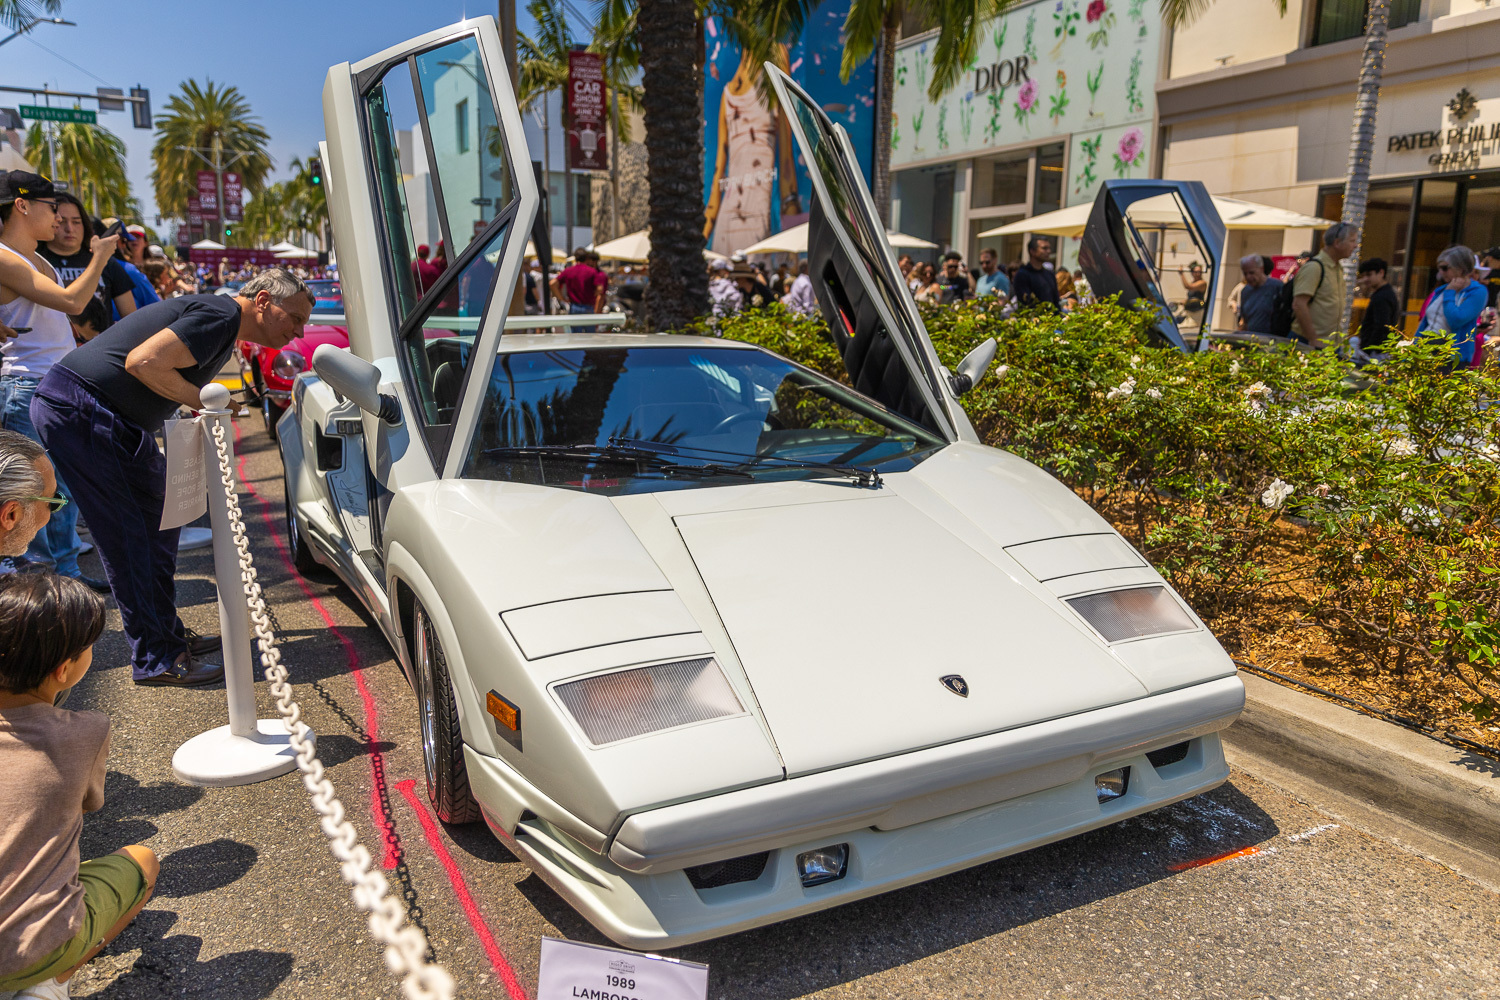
[940,674,969,698]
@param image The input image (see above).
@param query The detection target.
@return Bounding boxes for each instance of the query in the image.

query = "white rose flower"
[1230,360,1240,375]
[1261,478,1294,509]
[995,364,1010,380]
[1106,376,1136,400]
[1146,387,1162,399]
[1387,437,1418,458]
[1130,355,1142,368]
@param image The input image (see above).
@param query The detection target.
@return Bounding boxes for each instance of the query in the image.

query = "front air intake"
[685,851,770,890]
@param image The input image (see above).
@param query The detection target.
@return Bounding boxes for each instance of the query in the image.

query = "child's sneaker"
[15,978,69,999]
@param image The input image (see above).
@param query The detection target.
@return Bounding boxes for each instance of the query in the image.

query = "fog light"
[1095,767,1130,802]
[796,844,848,887]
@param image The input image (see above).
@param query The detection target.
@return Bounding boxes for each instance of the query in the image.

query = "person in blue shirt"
[99,221,160,320]
[1417,244,1487,368]
[975,247,1011,300]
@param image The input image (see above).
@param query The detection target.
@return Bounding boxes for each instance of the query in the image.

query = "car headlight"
[555,657,743,746]
[1067,586,1197,643]
[271,349,307,380]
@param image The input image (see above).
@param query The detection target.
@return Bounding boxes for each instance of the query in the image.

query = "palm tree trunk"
[639,0,709,330]
[873,14,898,225]
[1340,0,1389,337]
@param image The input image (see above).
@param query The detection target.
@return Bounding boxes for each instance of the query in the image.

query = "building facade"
[890,0,1164,266]
[1160,0,1500,330]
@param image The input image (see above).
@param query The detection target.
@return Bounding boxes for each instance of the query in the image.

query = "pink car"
[237,279,347,433]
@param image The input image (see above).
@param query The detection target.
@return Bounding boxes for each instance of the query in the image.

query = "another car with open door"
[280,19,1245,949]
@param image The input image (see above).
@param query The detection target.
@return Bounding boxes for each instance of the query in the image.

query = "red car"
[237,279,347,433]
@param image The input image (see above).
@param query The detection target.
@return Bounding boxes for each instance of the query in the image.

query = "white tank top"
[0,242,77,378]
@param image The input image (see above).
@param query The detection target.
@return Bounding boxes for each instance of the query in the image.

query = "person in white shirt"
[782,260,816,315]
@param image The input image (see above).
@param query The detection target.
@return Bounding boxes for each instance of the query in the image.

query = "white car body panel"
[289,18,1246,949]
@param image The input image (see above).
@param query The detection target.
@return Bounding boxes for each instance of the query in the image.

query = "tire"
[412,600,480,824]
[251,363,280,438]
[282,467,321,576]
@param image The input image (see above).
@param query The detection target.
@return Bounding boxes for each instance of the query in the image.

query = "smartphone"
[8,327,30,334]
[100,221,125,240]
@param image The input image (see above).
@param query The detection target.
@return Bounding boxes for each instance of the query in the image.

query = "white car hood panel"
[674,494,1149,776]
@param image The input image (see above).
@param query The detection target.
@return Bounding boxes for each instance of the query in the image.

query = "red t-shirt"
[558,263,606,307]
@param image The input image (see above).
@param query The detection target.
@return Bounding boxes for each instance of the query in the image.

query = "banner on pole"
[161,417,207,530]
[223,172,243,221]
[197,170,218,216]
[537,938,707,1000]
[567,51,607,172]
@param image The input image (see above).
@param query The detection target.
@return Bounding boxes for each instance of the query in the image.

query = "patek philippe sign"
[1386,88,1500,170]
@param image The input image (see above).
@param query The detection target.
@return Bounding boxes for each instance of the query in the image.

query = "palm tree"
[150,79,272,241]
[841,0,1017,224]
[637,0,709,329]
[590,0,646,241]
[1161,0,1386,329]
[519,0,581,250]
[23,120,133,217]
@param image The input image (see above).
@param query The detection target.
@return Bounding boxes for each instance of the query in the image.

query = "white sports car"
[281,16,1244,949]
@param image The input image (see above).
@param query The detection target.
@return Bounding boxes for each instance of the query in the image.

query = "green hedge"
[696,301,1500,721]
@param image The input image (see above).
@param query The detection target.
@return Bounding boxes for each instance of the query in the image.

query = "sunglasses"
[23,491,68,509]
[26,198,60,212]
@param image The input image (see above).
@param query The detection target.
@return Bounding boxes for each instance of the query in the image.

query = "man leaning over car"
[28,268,311,687]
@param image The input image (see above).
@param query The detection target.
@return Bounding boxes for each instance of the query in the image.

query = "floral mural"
[890,0,1158,208]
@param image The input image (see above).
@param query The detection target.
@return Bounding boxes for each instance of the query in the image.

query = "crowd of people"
[0,168,313,999]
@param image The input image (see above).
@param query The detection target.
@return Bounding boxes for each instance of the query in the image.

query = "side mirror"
[949,338,998,396]
[312,344,400,423]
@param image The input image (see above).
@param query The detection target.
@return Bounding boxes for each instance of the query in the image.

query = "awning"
[191,239,227,250]
[592,228,728,263]
[977,195,1334,239]
[740,222,939,256]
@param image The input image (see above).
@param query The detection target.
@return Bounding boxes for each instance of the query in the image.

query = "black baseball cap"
[0,170,58,206]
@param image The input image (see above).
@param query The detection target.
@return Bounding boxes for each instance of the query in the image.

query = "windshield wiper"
[481,444,752,481]
[608,437,883,488]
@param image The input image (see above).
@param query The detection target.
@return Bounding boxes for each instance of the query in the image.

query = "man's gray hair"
[1240,254,1266,269]
[0,430,45,507]
[1323,222,1358,247]
[240,267,314,306]
[1437,244,1477,275]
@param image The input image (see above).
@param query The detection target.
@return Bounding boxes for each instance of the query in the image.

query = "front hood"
[672,492,1149,777]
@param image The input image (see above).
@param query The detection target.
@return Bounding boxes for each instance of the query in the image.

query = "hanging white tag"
[537,937,708,1000]
[160,416,208,530]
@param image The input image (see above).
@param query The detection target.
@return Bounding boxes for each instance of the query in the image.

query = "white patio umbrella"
[0,143,33,172]
[268,240,302,253]
[191,239,227,250]
[976,195,1333,239]
[740,222,938,256]
[274,247,319,259]
[523,240,567,263]
[592,228,728,263]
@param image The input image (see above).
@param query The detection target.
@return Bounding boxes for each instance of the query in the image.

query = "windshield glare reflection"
[461,346,944,494]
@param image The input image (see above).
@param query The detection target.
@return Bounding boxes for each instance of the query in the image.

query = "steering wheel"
[707,410,766,436]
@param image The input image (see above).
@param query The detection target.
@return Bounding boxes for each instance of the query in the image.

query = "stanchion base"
[171,720,312,787]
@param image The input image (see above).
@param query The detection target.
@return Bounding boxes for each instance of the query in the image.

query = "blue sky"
[2,0,569,227]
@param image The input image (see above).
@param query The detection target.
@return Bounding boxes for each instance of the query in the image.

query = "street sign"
[19,105,96,125]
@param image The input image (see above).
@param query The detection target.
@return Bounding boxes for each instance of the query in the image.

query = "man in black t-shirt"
[1011,236,1060,308]
[30,269,311,687]
[1356,257,1400,353]
[36,193,135,336]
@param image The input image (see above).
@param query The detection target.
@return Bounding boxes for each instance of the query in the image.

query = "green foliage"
[705,300,1500,720]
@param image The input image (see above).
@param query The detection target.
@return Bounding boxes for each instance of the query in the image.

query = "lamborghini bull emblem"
[940,674,969,698]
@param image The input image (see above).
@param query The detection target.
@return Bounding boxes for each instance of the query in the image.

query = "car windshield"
[461,346,944,495]
[306,279,343,316]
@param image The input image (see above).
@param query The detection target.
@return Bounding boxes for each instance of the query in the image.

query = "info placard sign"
[537,938,707,1000]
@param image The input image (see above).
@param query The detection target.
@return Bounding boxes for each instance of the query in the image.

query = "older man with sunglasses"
[0,429,65,566]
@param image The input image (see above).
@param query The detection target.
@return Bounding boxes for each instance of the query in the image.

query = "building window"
[1312,0,1421,47]
[575,177,592,223]
[1033,143,1065,217]
[456,97,470,153]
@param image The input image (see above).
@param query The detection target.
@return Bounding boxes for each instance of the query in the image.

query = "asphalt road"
[56,412,1500,1000]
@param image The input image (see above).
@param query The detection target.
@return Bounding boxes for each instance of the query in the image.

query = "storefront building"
[889,0,1164,266]
[1159,0,1500,330]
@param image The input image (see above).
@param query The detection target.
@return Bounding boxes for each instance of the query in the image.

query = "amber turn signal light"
[487,690,520,731]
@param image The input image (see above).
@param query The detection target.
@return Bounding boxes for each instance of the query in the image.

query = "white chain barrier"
[204,417,457,1000]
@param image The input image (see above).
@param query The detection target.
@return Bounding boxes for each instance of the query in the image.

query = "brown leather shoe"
[135,656,224,687]
[183,627,222,656]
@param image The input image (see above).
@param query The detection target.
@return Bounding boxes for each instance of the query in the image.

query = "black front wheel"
[413,600,480,825]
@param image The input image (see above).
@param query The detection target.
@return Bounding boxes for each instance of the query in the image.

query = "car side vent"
[1147,741,1191,769]
[314,426,343,471]
[685,851,769,890]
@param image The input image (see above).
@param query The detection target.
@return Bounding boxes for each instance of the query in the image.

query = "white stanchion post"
[172,384,309,786]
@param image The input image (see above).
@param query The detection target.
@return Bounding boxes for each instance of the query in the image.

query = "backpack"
[1269,259,1323,340]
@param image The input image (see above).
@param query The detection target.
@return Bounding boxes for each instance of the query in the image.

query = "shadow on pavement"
[154,839,258,898]
[310,733,397,768]
[79,909,293,999]
[80,774,205,859]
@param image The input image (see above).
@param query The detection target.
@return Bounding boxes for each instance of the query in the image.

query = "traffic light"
[309,156,322,186]
[223,225,233,238]
[130,87,151,130]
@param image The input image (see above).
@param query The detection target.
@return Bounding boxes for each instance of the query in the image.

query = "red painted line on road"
[233,421,401,870]
[1168,845,1263,871]
[397,778,530,1000]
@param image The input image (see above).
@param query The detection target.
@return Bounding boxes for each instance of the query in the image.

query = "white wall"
[1169,0,1308,78]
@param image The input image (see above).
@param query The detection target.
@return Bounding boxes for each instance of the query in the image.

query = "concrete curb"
[1223,669,1500,885]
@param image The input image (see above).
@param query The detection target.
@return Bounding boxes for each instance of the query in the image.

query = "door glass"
[367,61,438,322]
[402,221,510,428]
[1409,179,1459,324]
[972,152,1028,209]
[1460,182,1500,263]
[1033,143,1064,217]
[413,37,516,262]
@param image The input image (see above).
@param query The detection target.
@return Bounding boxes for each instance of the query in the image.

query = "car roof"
[495,332,762,354]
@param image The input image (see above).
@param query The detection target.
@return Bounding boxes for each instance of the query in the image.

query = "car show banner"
[197,169,218,216]
[567,51,607,171]
[223,171,243,221]
[537,938,707,1000]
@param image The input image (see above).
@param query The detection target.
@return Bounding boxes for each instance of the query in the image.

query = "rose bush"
[700,300,1500,724]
